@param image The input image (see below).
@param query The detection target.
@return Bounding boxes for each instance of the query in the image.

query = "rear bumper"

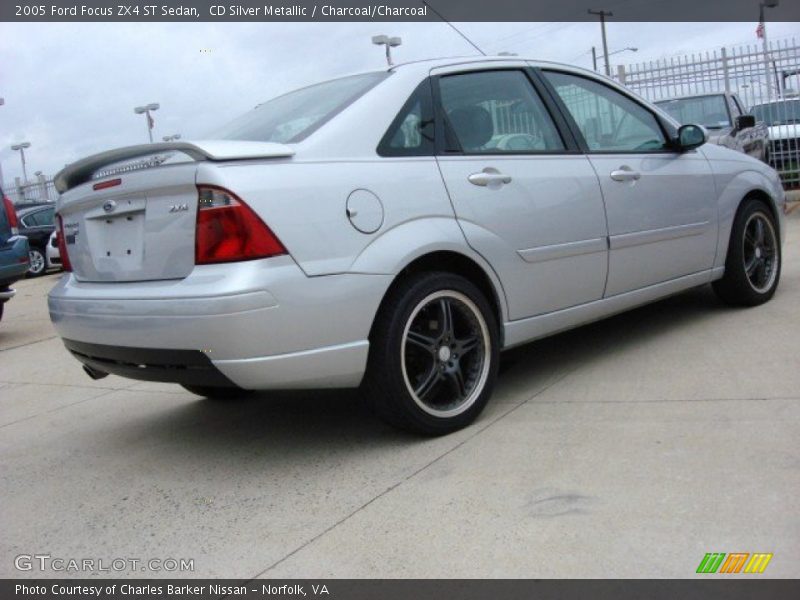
[63,339,236,387]
[0,235,31,287]
[48,257,391,389]
[0,288,16,302]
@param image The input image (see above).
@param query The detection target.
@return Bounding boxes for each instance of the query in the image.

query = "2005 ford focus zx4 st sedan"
[49,57,786,435]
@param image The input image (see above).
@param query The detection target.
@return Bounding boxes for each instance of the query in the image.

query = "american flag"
[147,113,155,130]
[756,20,765,39]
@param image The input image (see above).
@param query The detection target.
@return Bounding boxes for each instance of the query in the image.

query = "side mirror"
[735,114,756,131]
[676,124,707,151]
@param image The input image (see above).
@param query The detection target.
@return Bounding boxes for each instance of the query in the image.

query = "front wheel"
[363,272,499,435]
[713,198,781,306]
[27,247,47,277]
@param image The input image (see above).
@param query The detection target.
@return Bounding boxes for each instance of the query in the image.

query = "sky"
[1,20,799,185]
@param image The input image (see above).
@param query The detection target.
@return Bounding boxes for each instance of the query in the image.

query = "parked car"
[46,230,62,270]
[16,202,56,276]
[655,92,769,162]
[1,191,31,322]
[49,58,786,434]
[751,98,800,187]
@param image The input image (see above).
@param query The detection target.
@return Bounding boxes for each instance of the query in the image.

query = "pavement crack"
[0,387,119,429]
[247,365,579,581]
[0,335,58,353]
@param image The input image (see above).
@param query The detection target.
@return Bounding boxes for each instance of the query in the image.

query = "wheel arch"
[713,169,785,270]
[368,249,507,348]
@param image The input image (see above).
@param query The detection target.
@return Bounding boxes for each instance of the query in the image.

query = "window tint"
[38,208,55,226]
[208,72,388,143]
[438,70,565,153]
[545,71,668,152]
[25,208,55,227]
[378,81,434,156]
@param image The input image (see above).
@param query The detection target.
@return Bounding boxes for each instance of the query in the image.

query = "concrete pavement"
[1,218,798,579]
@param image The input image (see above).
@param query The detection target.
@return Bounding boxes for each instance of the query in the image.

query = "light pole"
[372,35,402,66]
[162,134,181,142]
[134,103,160,143]
[588,9,613,76]
[11,142,31,183]
[759,0,779,101]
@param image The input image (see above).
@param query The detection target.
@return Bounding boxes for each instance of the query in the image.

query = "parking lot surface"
[1,217,799,579]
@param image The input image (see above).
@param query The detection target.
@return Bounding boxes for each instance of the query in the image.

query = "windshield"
[656,95,731,129]
[209,72,388,143]
[751,100,800,126]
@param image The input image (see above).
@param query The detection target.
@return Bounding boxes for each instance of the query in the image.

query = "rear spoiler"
[54,140,295,193]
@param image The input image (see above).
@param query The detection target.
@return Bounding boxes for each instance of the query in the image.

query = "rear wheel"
[27,247,46,277]
[363,271,499,435]
[181,384,251,400]
[713,198,781,306]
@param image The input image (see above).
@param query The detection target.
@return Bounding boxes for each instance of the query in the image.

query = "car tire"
[181,384,252,400]
[712,198,781,306]
[27,247,47,277]
[363,271,500,436]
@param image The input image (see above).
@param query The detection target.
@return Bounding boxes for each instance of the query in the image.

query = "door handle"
[610,166,641,182]
[468,167,512,188]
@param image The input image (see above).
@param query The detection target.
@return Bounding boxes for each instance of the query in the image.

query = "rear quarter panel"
[196,157,458,276]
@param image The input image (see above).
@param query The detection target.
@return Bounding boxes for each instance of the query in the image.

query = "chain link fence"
[618,38,800,190]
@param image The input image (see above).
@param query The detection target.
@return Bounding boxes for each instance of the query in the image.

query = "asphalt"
[1,216,798,579]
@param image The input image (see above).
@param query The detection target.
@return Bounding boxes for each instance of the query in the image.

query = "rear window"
[209,72,388,143]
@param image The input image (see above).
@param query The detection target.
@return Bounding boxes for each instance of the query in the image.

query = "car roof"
[388,55,601,76]
[751,98,800,107]
[16,203,55,215]
[654,93,727,102]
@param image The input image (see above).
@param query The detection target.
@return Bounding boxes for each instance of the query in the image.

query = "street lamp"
[162,134,181,142]
[608,47,638,57]
[372,35,402,66]
[11,142,31,182]
[134,102,160,143]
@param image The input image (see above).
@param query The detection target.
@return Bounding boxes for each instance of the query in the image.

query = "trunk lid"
[55,140,294,283]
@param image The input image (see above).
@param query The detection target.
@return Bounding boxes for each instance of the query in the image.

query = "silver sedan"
[49,57,786,434]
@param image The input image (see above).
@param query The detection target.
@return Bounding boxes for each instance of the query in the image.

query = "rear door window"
[437,70,565,154]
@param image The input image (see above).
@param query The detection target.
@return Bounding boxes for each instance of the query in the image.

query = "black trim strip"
[63,339,236,387]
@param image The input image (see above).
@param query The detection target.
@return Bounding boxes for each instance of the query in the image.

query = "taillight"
[3,196,19,235]
[195,185,287,265]
[56,215,72,272]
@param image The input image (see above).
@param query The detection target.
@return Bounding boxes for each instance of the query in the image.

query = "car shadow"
[99,284,731,458]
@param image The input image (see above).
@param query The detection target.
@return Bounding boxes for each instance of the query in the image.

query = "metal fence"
[618,38,800,189]
[5,175,58,205]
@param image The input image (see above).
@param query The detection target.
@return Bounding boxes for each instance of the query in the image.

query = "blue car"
[1,190,31,322]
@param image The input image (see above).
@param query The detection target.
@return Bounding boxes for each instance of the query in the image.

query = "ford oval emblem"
[102,200,117,213]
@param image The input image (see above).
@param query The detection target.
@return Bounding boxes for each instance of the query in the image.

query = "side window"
[543,71,668,152]
[27,209,54,227]
[377,80,435,156]
[37,208,55,226]
[438,70,565,154]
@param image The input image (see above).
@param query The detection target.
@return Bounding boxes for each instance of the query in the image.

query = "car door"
[21,207,55,248]
[431,67,609,320]
[540,70,718,297]
[729,95,766,160]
